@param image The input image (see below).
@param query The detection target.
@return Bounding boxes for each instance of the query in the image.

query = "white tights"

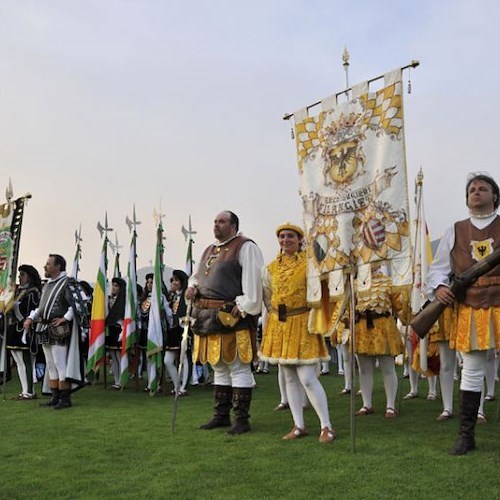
[438,342,456,413]
[164,350,188,393]
[281,364,331,430]
[357,355,397,410]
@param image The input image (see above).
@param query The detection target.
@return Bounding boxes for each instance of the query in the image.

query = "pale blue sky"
[1,0,499,280]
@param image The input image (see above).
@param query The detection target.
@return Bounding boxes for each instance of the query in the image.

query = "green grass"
[1,367,499,499]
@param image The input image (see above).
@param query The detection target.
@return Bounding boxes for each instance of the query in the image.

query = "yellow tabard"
[193,329,254,365]
[449,304,500,352]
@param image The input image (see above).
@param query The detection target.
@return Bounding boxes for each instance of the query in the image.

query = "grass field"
[1,366,499,499]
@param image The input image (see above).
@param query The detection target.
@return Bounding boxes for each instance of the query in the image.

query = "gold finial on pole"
[342,46,350,89]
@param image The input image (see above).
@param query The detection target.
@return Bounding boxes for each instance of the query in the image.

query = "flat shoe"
[319,427,336,443]
[384,408,398,419]
[427,394,437,401]
[403,392,417,400]
[477,413,487,424]
[485,395,495,402]
[355,406,374,416]
[339,388,351,395]
[436,410,453,421]
[282,426,308,440]
[274,402,289,412]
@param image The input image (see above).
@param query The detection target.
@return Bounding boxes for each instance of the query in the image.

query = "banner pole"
[282,60,420,121]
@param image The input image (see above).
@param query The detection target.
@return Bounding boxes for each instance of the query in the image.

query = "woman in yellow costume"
[259,223,335,443]
[353,266,408,418]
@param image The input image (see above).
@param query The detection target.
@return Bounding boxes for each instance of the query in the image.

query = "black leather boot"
[41,388,60,407]
[199,385,232,429]
[226,387,252,435]
[54,389,72,410]
[449,390,481,455]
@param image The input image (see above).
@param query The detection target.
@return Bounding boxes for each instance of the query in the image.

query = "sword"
[171,299,195,434]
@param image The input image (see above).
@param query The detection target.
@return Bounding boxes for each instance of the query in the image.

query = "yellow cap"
[275,222,304,238]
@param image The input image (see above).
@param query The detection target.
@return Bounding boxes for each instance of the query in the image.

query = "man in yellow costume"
[426,172,500,455]
[186,211,264,435]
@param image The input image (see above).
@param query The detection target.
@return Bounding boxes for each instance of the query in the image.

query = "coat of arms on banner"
[294,69,412,304]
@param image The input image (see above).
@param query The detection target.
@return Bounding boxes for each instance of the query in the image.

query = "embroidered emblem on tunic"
[470,238,494,261]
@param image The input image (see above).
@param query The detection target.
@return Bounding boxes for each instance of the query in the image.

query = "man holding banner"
[426,172,500,455]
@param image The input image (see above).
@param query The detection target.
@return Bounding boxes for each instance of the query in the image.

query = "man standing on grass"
[185,211,264,435]
[426,172,500,455]
[24,254,81,410]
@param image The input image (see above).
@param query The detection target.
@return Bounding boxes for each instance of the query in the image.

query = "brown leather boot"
[449,390,481,455]
[199,385,232,429]
[226,387,252,435]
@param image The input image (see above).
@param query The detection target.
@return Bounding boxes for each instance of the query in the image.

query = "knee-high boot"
[199,385,232,429]
[449,390,481,455]
[226,387,252,435]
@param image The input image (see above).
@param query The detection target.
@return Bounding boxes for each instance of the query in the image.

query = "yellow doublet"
[450,304,500,352]
[354,274,405,356]
[259,252,329,365]
[193,329,254,365]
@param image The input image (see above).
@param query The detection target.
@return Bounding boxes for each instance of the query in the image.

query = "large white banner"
[294,69,412,304]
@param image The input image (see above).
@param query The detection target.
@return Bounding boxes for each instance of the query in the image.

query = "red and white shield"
[362,218,386,250]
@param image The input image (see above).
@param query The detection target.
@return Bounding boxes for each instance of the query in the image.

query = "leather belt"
[194,298,226,309]
[471,276,500,287]
[272,306,310,322]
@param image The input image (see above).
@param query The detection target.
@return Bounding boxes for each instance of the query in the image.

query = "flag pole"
[397,168,425,414]
[98,213,113,389]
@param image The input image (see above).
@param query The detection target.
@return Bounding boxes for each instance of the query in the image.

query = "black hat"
[18,265,41,288]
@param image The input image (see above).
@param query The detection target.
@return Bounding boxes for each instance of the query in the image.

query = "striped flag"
[120,232,138,386]
[146,223,165,394]
[87,239,108,373]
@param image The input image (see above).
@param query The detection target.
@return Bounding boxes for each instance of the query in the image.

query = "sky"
[1,0,499,282]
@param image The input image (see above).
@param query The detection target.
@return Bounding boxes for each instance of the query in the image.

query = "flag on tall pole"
[87,213,113,374]
[86,238,108,374]
[410,168,436,374]
[146,218,165,394]
[70,225,82,279]
[120,207,140,387]
[0,181,31,375]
